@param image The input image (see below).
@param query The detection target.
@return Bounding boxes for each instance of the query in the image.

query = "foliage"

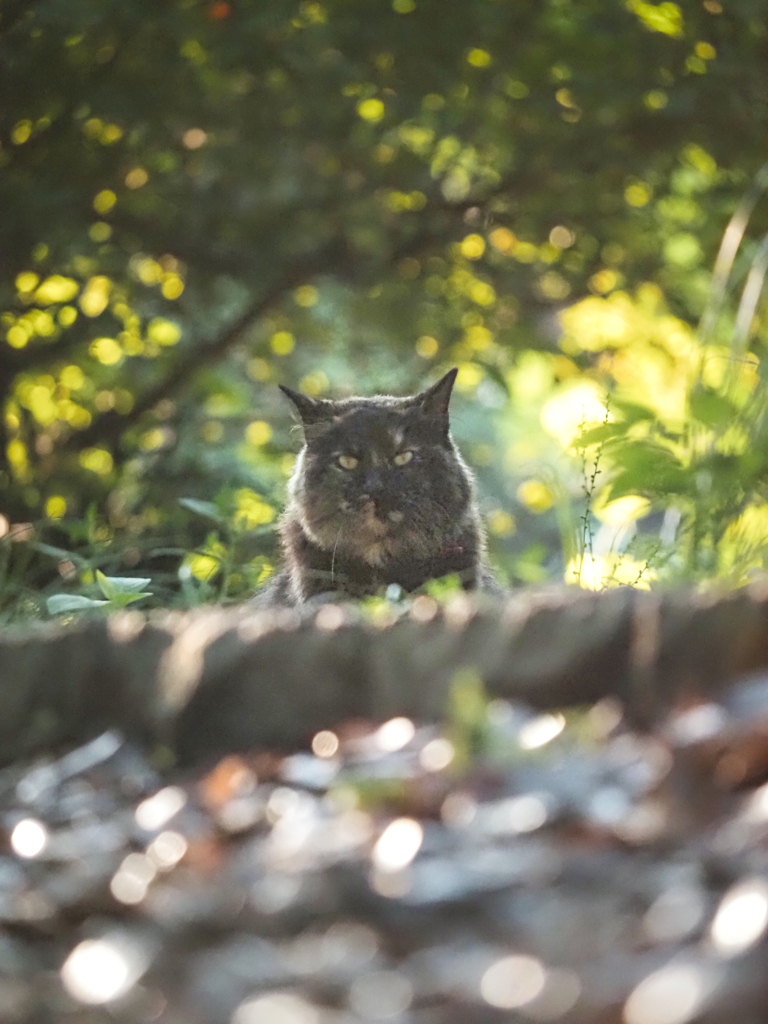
[1,0,767,615]
[47,570,151,614]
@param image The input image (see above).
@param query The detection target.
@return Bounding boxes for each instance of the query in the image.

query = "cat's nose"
[362,471,383,494]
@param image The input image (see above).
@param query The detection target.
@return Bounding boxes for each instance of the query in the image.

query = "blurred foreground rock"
[1,584,768,766]
[3,586,768,1021]
[2,667,768,1022]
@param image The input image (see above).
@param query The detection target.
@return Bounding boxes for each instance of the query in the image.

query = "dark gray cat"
[254,369,500,605]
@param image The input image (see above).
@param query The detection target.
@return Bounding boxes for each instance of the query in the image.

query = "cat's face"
[282,370,473,565]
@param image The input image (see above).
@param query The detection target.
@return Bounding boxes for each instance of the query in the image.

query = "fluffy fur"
[254,369,500,605]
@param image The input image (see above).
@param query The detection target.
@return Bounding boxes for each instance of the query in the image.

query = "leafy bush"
[1,1,767,616]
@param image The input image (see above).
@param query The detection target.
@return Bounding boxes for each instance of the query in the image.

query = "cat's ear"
[279,384,337,426]
[413,368,458,418]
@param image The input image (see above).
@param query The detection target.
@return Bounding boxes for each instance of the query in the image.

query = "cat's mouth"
[307,500,430,566]
[355,500,405,532]
[337,501,408,559]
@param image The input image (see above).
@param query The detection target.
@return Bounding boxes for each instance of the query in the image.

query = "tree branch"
[60,257,323,454]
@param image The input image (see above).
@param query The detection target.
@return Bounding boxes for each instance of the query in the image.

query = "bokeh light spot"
[460,234,486,259]
[93,190,116,214]
[232,991,320,1024]
[375,717,416,752]
[44,496,67,520]
[61,938,139,1005]
[467,48,492,68]
[89,337,123,365]
[710,878,768,956]
[125,167,149,189]
[373,818,423,872]
[245,420,272,446]
[271,331,295,354]
[517,479,554,513]
[416,335,439,358]
[11,818,48,858]
[183,128,208,149]
[311,730,339,759]
[481,955,547,1009]
[624,964,705,1024]
[135,786,187,831]
[357,98,385,123]
[519,713,566,749]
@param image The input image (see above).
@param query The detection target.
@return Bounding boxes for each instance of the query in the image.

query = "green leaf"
[689,388,735,429]
[607,443,691,501]
[610,399,658,424]
[96,570,152,600]
[47,594,110,614]
[179,498,224,523]
[577,422,627,448]
[107,591,152,608]
[423,573,463,599]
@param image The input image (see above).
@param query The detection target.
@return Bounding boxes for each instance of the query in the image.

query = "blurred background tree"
[1,0,767,615]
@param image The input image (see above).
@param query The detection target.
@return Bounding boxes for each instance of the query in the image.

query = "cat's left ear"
[413,368,458,418]
[279,384,337,426]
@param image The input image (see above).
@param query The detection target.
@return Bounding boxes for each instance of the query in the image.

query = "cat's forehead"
[322,405,418,450]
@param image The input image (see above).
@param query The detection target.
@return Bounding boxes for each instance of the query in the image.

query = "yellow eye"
[338,454,358,470]
[393,450,414,466]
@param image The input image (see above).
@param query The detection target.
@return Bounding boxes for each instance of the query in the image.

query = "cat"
[253,369,501,606]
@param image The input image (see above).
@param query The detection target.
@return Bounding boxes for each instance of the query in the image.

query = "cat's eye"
[337,454,358,470]
[393,450,414,466]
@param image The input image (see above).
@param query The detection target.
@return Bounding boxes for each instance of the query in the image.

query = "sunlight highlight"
[623,964,705,1024]
[10,818,48,858]
[519,713,566,750]
[710,877,768,956]
[135,786,187,831]
[110,852,157,905]
[147,830,188,870]
[311,730,340,759]
[61,938,143,1005]
[372,818,423,872]
[375,717,416,753]
[480,955,547,1009]
[419,737,455,772]
[232,992,320,1024]
[540,381,609,449]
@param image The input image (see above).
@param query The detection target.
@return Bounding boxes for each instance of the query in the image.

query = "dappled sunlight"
[61,935,149,1006]
[718,505,768,582]
[10,818,49,859]
[372,818,423,873]
[480,955,547,1010]
[0,0,765,611]
[560,290,699,427]
[540,380,610,450]
[623,963,709,1024]
[594,495,651,525]
[709,878,768,956]
[1,6,768,1016]
[567,552,655,590]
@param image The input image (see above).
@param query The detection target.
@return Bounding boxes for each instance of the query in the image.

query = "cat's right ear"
[414,368,458,418]
[279,385,336,426]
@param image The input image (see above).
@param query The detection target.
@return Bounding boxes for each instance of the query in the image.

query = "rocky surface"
[2,671,768,1023]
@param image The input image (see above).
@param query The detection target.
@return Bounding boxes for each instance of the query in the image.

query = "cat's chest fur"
[279,515,486,601]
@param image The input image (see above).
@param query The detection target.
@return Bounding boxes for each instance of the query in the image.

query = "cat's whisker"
[330,526,343,588]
